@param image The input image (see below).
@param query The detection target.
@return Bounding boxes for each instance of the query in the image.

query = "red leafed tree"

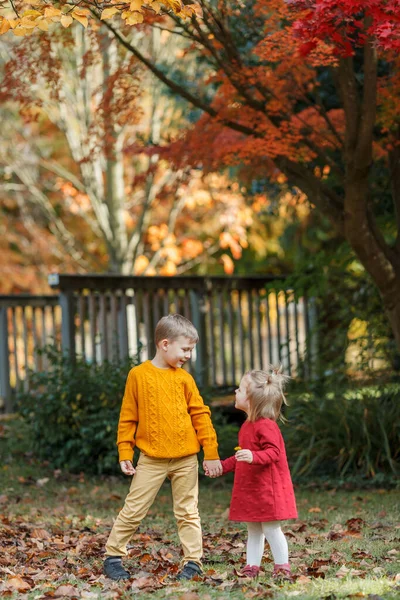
[288,0,400,53]
[99,0,400,350]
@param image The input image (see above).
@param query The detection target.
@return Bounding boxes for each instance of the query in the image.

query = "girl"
[209,367,297,580]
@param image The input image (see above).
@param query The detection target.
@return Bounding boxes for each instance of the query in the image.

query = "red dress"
[221,418,298,522]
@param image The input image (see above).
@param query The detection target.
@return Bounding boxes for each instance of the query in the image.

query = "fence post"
[0,306,12,412]
[59,290,76,359]
[190,289,209,389]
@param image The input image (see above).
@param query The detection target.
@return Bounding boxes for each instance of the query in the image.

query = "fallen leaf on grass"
[308,507,321,513]
[131,576,162,590]
[54,584,79,597]
[295,575,312,584]
[306,566,325,578]
[335,565,363,578]
[37,478,50,486]
[352,551,373,560]
[4,576,32,591]
[31,528,52,540]
[328,530,345,541]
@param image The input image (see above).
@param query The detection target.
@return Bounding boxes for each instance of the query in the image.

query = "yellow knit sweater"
[117,360,219,462]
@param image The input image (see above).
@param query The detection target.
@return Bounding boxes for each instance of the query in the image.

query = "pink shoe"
[272,563,293,582]
[238,565,260,579]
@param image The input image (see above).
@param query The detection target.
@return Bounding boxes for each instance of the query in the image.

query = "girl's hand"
[235,449,253,463]
[203,459,223,478]
[120,460,136,475]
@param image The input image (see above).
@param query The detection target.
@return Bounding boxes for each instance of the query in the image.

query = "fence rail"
[0,274,317,412]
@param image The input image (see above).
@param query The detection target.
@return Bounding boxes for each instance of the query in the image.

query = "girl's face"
[235,376,250,413]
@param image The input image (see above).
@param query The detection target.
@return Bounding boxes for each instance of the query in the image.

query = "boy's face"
[160,335,196,369]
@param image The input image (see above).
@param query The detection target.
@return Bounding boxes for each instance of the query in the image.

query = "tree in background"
[93,0,400,351]
[0,23,254,289]
[0,0,200,36]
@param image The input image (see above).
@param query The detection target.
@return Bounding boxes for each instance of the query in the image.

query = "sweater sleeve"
[221,456,236,473]
[186,376,219,460]
[251,420,281,465]
[116,369,139,462]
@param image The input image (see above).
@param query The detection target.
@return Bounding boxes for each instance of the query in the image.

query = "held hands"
[120,460,136,476]
[235,449,253,463]
[203,459,223,478]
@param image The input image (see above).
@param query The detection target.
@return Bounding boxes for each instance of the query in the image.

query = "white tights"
[246,521,288,567]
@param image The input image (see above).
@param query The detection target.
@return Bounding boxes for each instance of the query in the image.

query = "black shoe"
[176,560,202,581]
[103,556,130,580]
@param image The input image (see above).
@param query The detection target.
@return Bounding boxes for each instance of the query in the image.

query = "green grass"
[1,414,399,599]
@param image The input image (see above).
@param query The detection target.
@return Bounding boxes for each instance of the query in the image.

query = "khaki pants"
[105,453,202,565]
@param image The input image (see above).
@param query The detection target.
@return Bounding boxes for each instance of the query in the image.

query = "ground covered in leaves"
[0,417,399,599]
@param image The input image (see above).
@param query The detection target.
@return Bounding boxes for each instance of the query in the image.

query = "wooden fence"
[0,295,62,411]
[0,274,317,412]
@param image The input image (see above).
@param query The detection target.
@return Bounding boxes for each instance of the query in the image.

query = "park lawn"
[0,416,399,599]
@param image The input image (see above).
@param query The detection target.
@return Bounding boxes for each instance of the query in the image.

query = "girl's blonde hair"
[244,366,290,422]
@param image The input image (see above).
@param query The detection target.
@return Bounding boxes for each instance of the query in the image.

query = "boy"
[103,314,222,581]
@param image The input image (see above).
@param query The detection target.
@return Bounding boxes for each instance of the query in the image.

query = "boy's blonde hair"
[244,366,290,422]
[155,314,199,345]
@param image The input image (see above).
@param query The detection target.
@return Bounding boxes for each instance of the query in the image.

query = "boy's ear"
[159,339,169,351]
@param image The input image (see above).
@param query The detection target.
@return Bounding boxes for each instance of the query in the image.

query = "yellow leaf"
[12,27,32,36]
[0,18,11,35]
[72,8,90,16]
[21,9,41,17]
[71,13,88,27]
[150,1,161,13]
[181,4,202,19]
[130,0,143,11]
[20,17,38,29]
[60,15,73,28]
[36,18,49,31]
[101,7,119,20]
[164,0,183,12]
[126,12,144,24]
[44,7,61,17]
[8,19,20,29]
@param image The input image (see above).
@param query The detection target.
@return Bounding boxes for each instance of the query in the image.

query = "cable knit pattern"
[117,361,219,462]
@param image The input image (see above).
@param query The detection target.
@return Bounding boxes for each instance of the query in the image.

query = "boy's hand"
[235,449,253,463]
[120,460,136,475]
[203,459,223,478]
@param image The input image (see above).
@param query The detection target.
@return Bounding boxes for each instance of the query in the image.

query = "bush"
[284,383,400,479]
[17,348,139,475]
[17,349,238,475]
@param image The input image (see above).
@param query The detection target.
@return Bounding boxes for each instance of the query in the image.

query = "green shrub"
[284,383,400,478]
[17,349,238,475]
[17,348,139,475]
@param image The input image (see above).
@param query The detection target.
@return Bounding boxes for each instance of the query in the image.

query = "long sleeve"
[221,455,236,473]
[117,370,139,462]
[186,378,219,460]
[251,421,281,465]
